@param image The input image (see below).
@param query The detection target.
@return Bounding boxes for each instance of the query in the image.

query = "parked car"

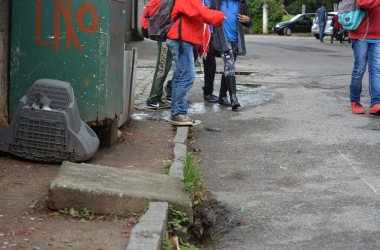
[272,13,315,36]
[311,12,348,40]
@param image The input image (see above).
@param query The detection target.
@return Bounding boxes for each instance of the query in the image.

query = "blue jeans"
[166,39,196,117]
[350,39,380,107]
[318,22,326,41]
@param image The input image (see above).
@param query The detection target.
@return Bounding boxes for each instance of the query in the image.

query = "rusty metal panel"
[10,0,126,126]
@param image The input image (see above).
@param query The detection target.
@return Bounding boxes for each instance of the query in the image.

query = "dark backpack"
[148,0,182,42]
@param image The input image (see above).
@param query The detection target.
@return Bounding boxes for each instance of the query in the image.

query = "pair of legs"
[146,41,172,108]
[218,42,240,110]
[166,39,200,126]
[350,39,380,114]
[331,29,343,43]
[318,22,326,42]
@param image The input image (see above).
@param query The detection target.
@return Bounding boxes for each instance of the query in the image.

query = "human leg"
[218,73,231,106]
[203,37,217,102]
[331,29,337,43]
[367,42,380,114]
[221,42,240,110]
[147,41,173,107]
[166,39,199,125]
[318,22,325,42]
[350,40,368,102]
[350,39,368,114]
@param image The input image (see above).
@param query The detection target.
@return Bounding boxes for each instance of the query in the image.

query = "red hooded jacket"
[332,15,342,30]
[167,0,225,49]
[349,0,380,39]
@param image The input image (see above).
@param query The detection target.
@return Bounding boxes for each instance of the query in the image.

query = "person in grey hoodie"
[211,0,252,110]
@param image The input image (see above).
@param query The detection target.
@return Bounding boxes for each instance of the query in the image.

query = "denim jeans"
[350,39,380,107]
[166,39,196,117]
[318,22,326,41]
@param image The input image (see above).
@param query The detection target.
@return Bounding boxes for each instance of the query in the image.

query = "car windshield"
[290,14,303,21]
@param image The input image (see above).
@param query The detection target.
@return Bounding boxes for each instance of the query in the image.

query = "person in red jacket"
[331,14,344,44]
[165,0,225,126]
[348,0,380,115]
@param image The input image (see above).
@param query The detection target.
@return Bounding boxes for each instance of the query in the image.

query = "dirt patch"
[0,119,175,249]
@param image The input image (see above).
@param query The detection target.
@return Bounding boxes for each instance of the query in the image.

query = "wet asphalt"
[128,35,380,249]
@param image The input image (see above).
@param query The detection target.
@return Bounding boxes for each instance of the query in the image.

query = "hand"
[237,14,249,23]
[223,16,227,20]
[201,52,208,59]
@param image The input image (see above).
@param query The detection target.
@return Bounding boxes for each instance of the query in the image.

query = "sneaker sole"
[146,105,171,109]
[170,120,194,126]
[204,99,218,103]
[370,110,380,115]
[170,119,202,126]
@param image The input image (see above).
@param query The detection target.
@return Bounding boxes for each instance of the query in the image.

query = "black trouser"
[332,28,343,43]
[202,36,216,96]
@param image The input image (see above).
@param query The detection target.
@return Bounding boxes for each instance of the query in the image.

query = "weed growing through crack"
[183,153,207,204]
[161,237,173,250]
[161,156,172,175]
[188,132,195,140]
[168,205,188,229]
[59,208,94,219]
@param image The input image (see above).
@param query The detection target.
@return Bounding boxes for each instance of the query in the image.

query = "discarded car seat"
[0,79,99,162]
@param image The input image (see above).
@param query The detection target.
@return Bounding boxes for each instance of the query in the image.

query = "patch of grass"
[183,153,207,205]
[188,132,195,140]
[161,237,173,250]
[59,207,94,219]
[113,218,123,223]
[1,154,10,160]
[179,238,201,250]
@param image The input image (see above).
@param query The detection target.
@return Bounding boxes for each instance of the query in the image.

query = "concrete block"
[173,143,187,161]
[171,126,188,145]
[126,202,168,250]
[169,159,185,181]
[48,162,192,218]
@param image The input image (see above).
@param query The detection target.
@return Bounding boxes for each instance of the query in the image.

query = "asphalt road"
[187,35,380,249]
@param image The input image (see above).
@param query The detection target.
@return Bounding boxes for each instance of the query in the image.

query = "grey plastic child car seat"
[0,79,99,162]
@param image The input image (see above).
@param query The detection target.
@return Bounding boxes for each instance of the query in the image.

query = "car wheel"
[314,34,319,39]
[283,27,292,36]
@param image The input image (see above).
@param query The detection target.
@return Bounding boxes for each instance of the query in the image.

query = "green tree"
[247,0,284,34]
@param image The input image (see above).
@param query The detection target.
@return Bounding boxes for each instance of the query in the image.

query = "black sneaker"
[146,100,170,109]
[204,94,218,103]
[164,80,171,95]
[166,96,171,103]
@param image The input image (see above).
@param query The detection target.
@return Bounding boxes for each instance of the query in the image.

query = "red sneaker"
[351,101,365,114]
[370,104,380,115]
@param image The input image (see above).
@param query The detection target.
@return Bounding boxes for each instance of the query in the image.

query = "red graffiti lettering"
[76,2,100,34]
[36,0,52,46]
[36,0,101,52]
[54,0,82,52]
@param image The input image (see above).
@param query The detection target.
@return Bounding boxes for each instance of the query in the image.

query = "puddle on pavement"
[132,83,276,121]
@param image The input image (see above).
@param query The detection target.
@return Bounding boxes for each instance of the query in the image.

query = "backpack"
[140,0,162,39]
[148,0,182,42]
[337,0,366,30]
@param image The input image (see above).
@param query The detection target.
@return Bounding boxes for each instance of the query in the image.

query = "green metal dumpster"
[10,0,126,127]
